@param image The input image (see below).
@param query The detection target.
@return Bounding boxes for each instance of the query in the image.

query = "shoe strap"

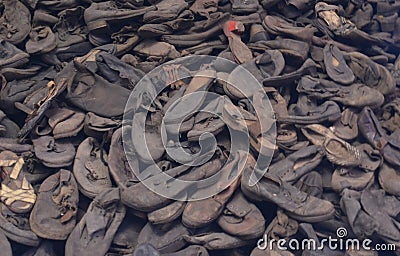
[0,158,24,179]
[0,178,36,207]
[226,196,250,217]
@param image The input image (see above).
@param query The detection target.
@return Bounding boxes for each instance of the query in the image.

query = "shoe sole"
[286,207,336,223]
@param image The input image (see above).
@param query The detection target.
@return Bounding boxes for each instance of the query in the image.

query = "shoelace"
[281,183,308,204]
[86,162,100,182]
[46,139,61,153]
[3,22,16,35]
[86,143,110,185]
[52,182,76,223]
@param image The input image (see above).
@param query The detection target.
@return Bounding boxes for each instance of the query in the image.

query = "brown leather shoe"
[73,137,112,198]
[29,169,79,240]
[242,168,335,222]
[65,188,126,256]
[217,191,265,240]
[182,151,249,228]
[301,124,361,167]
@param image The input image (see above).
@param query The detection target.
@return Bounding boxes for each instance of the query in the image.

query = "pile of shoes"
[0,0,400,255]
